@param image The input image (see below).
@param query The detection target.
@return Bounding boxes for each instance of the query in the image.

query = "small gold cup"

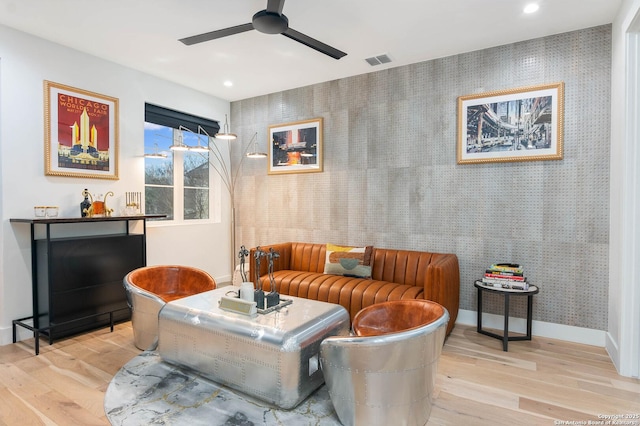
[45,206,59,217]
[34,206,47,218]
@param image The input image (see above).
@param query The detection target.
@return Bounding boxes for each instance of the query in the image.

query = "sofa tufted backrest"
[249,242,324,279]
[256,242,441,287]
[369,248,434,287]
[287,243,439,287]
[289,242,327,273]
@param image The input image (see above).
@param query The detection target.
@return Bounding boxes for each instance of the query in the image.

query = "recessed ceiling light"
[223,81,233,87]
[524,3,539,14]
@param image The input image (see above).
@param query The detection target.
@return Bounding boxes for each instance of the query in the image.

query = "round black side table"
[474,280,539,351]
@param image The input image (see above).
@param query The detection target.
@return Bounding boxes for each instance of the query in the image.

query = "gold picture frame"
[44,80,119,179]
[268,118,323,175]
[457,82,564,164]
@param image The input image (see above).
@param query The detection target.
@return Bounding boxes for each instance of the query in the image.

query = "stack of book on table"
[481,263,529,290]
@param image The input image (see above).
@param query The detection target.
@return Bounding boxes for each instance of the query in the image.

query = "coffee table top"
[164,287,349,336]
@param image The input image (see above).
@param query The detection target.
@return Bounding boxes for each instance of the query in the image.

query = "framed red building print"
[44,80,119,179]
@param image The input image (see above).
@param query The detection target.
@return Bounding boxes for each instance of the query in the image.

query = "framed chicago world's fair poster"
[44,80,119,179]
[457,82,564,164]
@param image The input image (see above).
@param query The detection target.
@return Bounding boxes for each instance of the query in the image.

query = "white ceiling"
[0,0,621,102]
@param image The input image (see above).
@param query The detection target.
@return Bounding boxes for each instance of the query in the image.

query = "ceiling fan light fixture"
[215,114,237,140]
[252,10,289,34]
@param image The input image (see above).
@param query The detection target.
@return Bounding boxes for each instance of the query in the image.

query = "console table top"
[10,214,165,224]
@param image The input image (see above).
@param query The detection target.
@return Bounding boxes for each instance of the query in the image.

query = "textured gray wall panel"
[231,25,611,330]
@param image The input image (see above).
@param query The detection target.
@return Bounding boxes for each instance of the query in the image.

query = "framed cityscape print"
[457,82,564,164]
[268,118,323,175]
[44,80,119,179]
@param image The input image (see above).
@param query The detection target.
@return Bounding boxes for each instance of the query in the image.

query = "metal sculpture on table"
[254,247,266,309]
[238,245,250,282]
[266,248,280,308]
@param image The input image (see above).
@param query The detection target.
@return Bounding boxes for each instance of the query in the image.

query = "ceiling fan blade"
[179,23,254,45]
[266,0,285,14]
[282,28,347,60]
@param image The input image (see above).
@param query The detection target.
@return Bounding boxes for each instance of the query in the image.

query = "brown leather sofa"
[249,242,459,335]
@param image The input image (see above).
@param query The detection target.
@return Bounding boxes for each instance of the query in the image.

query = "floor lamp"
[178,124,267,276]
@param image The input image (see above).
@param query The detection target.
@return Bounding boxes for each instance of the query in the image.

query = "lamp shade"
[215,114,237,140]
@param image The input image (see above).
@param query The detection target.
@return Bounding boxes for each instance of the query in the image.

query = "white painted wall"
[608,0,640,377]
[0,24,232,345]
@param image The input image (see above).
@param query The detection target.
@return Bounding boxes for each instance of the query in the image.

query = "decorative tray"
[257,297,293,315]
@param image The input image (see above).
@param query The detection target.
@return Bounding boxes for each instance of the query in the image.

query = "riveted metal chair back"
[320,299,449,426]
[123,265,215,350]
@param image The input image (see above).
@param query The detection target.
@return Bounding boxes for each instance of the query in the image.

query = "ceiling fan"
[179,0,347,60]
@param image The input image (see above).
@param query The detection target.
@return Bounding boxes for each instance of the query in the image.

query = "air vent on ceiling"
[365,54,392,66]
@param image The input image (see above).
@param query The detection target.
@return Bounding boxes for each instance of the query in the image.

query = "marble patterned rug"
[104,351,342,425]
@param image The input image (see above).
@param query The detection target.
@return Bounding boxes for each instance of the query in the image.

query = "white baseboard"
[605,331,620,371]
[456,309,606,347]
[2,308,608,348]
[216,274,232,286]
[0,318,35,346]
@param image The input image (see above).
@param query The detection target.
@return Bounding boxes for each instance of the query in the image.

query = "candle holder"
[125,192,142,215]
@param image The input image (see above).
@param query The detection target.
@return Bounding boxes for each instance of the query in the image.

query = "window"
[144,104,220,222]
[144,124,174,219]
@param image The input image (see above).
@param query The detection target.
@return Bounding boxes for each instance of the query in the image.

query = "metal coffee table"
[157,287,350,409]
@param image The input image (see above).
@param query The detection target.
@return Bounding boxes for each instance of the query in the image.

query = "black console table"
[10,215,164,354]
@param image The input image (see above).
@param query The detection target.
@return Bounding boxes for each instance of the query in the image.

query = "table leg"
[526,294,533,339]
[477,287,483,332]
[503,293,510,351]
[35,330,40,356]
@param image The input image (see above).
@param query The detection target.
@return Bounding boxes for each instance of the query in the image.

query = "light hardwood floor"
[0,322,638,425]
